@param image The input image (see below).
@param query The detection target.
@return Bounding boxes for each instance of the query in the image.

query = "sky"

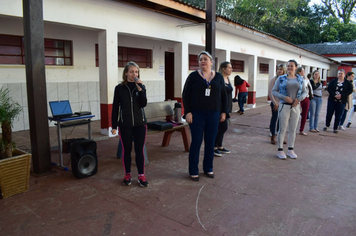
[309,0,322,7]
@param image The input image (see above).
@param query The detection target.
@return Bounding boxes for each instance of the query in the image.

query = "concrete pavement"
[1,95,356,236]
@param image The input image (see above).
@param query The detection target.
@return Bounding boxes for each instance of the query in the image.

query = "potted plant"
[0,87,31,199]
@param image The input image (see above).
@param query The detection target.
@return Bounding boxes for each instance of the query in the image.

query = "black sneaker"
[346,122,351,128]
[123,174,132,186]
[323,126,328,131]
[218,147,230,154]
[214,149,222,157]
[138,175,149,187]
[333,130,339,133]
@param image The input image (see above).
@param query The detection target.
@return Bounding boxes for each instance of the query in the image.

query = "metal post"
[23,0,52,174]
[205,0,216,64]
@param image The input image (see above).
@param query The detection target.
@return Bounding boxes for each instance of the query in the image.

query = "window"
[0,35,24,64]
[119,47,152,68]
[231,59,244,72]
[0,34,72,66]
[95,45,152,68]
[44,39,72,65]
[189,54,199,70]
[259,63,269,74]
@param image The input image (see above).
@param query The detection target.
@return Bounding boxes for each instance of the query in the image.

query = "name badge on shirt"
[205,88,211,96]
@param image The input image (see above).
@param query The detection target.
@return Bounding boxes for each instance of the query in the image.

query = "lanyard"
[200,70,213,88]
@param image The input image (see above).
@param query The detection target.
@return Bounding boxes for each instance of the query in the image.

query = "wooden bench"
[145,100,190,152]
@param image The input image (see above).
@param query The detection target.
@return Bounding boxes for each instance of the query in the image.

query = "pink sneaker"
[138,175,149,187]
[277,151,286,159]
[287,150,297,159]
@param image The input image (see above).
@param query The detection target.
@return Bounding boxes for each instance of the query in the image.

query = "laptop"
[49,100,77,119]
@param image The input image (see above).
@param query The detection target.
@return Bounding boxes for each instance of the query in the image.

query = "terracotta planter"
[0,150,31,199]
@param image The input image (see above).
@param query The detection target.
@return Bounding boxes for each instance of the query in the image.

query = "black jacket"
[327,78,353,104]
[182,71,228,117]
[111,82,147,128]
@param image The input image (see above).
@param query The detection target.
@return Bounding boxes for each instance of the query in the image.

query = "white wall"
[0,0,334,132]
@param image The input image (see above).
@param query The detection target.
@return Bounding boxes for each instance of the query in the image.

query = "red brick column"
[100,103,113,130]
[248,91,256,105]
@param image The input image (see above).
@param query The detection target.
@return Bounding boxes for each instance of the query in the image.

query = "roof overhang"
[112,0,206,23]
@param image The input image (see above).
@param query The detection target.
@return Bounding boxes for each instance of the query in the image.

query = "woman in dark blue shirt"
[182,51,228,181]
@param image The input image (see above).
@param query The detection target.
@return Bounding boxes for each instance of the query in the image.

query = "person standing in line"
[306,73,312,121]
[309,70,323,132]
[182,51,228,181]
[338,71,355,130]
[346,73,356,128]
[296,67,312,136]
[272,59,307,159]
[214,61,233,157]
[323,69,353,133]
[268,63,286,144]
[111,61,149,187]
[233,75,250,115]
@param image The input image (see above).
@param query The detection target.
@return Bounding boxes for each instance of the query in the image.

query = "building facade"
[0,0,336,134]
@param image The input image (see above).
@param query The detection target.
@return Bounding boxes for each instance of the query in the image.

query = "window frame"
[0,34,73,66]
[259,63,269,74]
[231,59,244,72]
[95,44,153,68]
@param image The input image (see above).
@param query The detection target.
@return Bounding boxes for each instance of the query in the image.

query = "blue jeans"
[325,100,346,131]
[238,92,248,112]
[339,109,348,126]
[309,96,322,130]
[188,110,220,175]
[269,103,278,136]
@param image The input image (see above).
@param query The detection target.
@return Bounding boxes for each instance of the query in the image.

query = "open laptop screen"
[49,100,73,117]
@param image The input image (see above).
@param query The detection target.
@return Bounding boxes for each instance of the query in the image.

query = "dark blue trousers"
[188,110,220,175]
[325,100,346,131]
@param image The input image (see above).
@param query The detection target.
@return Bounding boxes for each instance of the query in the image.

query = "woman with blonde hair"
[309,70,323,132]
[111,61,149,187]
[323,69,353,133]
[268,63,286,144]
[182,51,228,180]
[296,67,312,136]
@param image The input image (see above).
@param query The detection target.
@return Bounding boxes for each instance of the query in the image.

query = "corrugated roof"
[298,42,356,55]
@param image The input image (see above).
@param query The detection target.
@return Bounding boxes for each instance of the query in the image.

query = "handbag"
[308,84,314,100]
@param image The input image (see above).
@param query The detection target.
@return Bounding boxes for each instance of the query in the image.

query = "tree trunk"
[1,120,13,159]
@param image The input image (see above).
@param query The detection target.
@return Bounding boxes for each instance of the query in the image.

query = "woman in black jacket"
[182,51,228,181]
[323,69,353,133]
[111,61,148,187]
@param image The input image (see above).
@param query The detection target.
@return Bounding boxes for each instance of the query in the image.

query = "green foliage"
[320,0,356,24]
[0,87,22,126]
[182,0,356,44]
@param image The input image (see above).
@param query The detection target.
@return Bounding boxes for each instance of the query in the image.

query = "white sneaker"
[277,151,286,160]
[287,150,297,159]
[338,126,345,131]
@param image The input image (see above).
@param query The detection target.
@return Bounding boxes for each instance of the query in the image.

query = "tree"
[320,0,356,24]
[182,0,356,43]
[321,17,356,41]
